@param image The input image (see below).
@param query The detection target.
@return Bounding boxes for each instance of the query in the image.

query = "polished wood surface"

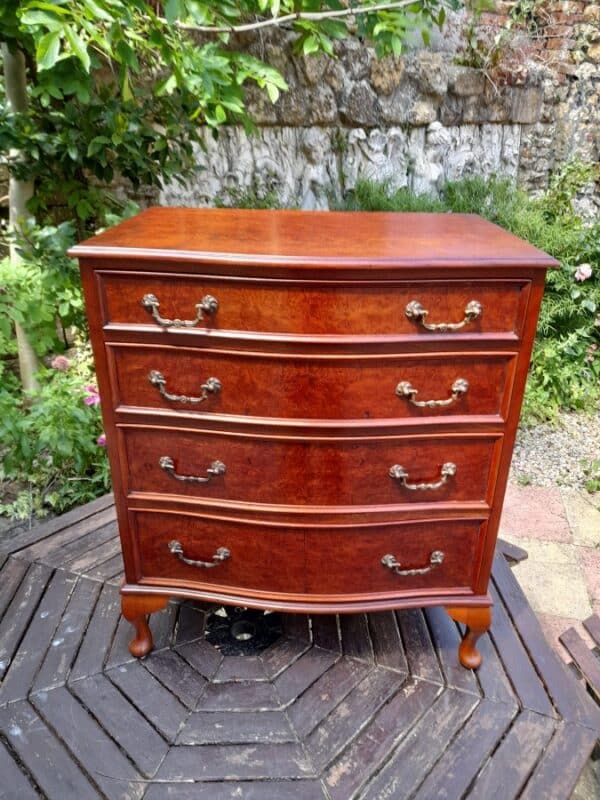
[73,208,555,668]
[71,207,559,269]
[109,345,515,422]
[121,426,500,506]
[100,272,530,335]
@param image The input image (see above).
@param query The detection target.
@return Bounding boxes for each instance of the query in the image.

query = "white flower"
[575,264,592,282]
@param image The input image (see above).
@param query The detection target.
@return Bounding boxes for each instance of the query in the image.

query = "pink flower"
[50,355,70,371]
[83,385,101,406]
[575,264,592,282]
[97,433,107,446]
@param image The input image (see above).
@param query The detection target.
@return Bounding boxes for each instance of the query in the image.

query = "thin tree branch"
[161,0,424,34]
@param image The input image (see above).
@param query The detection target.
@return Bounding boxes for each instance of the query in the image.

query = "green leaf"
[164,0,184,23]
[36,29,62,71]
[302,35,319,55]
[64,26,90,72]
[266,83,280,103]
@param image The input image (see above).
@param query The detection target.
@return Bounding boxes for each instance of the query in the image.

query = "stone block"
[509,86,544,123]
[340,81,381,127]
[407,99,438,126]
[370,55,405,96]
[413,52,448,96]
[562,489,600,548]
[300,54,328,86]
[307,85,338,125]
[588,42,600,61]
[583,4,600,21]
[500,484,572,543]
[449,66,486,96]
[439,94,464,126]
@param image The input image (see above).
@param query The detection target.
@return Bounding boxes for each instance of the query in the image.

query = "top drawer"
[98,272,531,339]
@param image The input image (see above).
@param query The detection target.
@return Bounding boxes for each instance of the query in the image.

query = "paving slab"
[562,489,600,548]
[500,484,572,543]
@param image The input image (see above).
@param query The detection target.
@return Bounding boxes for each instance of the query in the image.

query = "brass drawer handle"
[389,462,457,491]
[405,299,482,332]
[148,370,222,404]
[382,550,445,576]
[168,540,230,568]
[141,293,218,328]
[159,456,226,483]
[396,378,469,408]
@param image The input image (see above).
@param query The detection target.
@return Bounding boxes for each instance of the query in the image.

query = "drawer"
[99,272,530,337]
[305,519,482,596]
[108,344,515,422]
[132,511,305,594]
[121,426,501,507]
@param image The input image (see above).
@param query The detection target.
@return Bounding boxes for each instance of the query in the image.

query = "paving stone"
[537,614,597,664]
[562,489,600,547]
[500,484,572,543]
[578,546,600,602]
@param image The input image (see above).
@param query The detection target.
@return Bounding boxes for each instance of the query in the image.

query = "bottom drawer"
[131,511,484,601]
[305,519,482,598]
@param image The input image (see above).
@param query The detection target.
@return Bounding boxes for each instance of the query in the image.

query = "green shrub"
[341,168,600,422]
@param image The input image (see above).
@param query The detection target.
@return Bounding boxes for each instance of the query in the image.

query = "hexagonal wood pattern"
[1,495,599,799]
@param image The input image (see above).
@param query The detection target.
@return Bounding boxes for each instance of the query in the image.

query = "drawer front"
[305,520,482,596]
[132,511,305,594]
[109,345,514,421]
[99,272,529,337]
[122,427,500,507]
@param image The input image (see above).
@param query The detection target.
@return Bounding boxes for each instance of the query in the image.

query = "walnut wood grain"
[99,272,530,336]
[108,344,516,422]
[120,426,501,507]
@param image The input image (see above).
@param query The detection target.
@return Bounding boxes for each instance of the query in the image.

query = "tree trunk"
[2,43,39,394]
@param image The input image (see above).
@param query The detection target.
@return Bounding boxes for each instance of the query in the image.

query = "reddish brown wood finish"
[72,208,556,669]
[99,271,530,336]
[446,605,492,668]
[120,425,500,507]
[108,344,515,422]
[121,593,169,657]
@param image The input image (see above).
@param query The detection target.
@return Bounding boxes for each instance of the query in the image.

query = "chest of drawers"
[71,208,557,669]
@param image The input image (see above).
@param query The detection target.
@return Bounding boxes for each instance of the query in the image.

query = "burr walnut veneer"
[71,208,557,668]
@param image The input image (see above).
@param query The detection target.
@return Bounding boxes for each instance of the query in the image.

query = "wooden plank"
[143,781,327,800]
[583,613,600,645]
[2,494,114,555]
[324,677,440,800]
[368,611,408,674]
[176,638,223,680]
[212,655,267,683]
[69,582,121,682]
[156,743,313,781]
[274,646,339,706]
[305,667,400,772]
[198,679,279,712]
[149,600,178,651]
[0,699,101,799]
[0,737,39,800]
[0,557,29,621]
[360,688,479,800]
[86,551,124,581]
[30,685,144,800]
[311,615,340,652]
[107,660,189,743]
[520,722,600,800]
[105,615,136,670]
[424,606,480,694]
[412,699,517,799]
[396,608,443,684]
[260,636,311,679]
[287,656,371,739]
[178,710,295,745]
[496,538,528,563]
[463,619,518,707]
[281,613,311,642]
[29,511,116,566]
[144,649,207,709]
[32,576,101,692]
[493,552,600,730]
[0,562,52,680]
[71,673,169,777]
[560,626,600,700]
[68,536,122,575]
[0,570,77,704]
[340,613,374,662]
[466,709,556,799]
[173,602,206,646]
[488,580,556,717]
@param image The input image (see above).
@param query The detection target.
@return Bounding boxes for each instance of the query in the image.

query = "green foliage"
[0,345,110,520]
[581,458,600,494]
[341,167,600,422]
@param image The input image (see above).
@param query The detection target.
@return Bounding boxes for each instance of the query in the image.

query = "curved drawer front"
[132,511,482,598]
[109,345,515,422]
[100,272,529,337]
[305,519,482,596]
[132,511,305,594]
[121,427,500,507]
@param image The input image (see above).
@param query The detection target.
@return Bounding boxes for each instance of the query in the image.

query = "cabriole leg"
[121,593,169,657]
[445,605,492,670]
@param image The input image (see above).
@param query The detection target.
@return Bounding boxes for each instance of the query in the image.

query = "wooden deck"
[0,494,599,800]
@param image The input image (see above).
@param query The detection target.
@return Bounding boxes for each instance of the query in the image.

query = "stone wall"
[160,2,599,215]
